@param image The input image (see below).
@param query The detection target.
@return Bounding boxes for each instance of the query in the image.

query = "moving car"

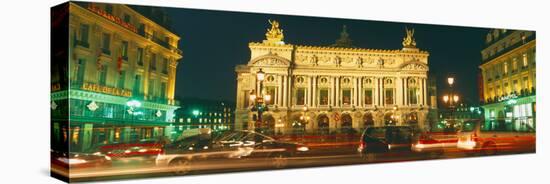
[411,131,457,158]
[457,120,536,155]
[91,137,168,161]
[156,130,309,175]
[357,126,414,161]
[51,150,112,169]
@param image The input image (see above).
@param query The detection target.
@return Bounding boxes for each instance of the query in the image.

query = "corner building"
[51,2,182,152]
[235,21,432,135]
[479,29,536,132]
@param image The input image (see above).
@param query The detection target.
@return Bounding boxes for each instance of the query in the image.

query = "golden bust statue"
[264,19,284,44]
[402,27,417,48]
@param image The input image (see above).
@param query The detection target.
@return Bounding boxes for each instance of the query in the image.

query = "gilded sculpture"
[402,27,417,48]
[264,19,284,44]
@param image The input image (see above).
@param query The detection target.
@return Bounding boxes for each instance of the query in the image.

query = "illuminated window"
[121,41,128,59]
[79,24,89,44]
[102,33,110,51]
[98,65,108,86]
[385,88,394,105]
[319,89,329,105]
[105,4,113,14]
[296,88,306,105]
[364,89,373,105]
[266,87,276,105]
[523,54,529,67]
[408,87,419,104]
[342,89,351,105]
[503,62,508,74]
[117,70,125,88]
[123,14,131,23]
[137,48,144,66]
[151,53,157,71]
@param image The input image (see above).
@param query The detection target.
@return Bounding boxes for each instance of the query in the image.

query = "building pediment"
[248,54,291,67]
[399,61,428,71]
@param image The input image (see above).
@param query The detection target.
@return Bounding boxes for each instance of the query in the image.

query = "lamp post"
[250,68,271,133]
[442,76,459,129]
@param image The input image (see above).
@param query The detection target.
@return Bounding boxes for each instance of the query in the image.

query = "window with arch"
[320,77,328,84]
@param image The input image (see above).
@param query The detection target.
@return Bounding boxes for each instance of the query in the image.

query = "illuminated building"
[479,29,536,131]
[174,98,235,133]
[235,20,434,135]
[51,2,182,152]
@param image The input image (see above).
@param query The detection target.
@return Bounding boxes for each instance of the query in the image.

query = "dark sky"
[165,7,490,106]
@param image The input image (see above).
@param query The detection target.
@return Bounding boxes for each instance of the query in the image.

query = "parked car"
[457,120,536,155]
[357,126,414,161]
[156,130,309,175]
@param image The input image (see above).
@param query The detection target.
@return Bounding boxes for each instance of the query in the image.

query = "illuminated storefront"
[483,94,535,131]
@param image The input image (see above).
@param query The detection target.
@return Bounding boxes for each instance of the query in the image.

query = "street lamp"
[447,77,455,86]
[250,68,271,133]
[442,76,460,129]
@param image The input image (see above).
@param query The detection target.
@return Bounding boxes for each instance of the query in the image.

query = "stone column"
[404,77,408,106]
[278,75,283,107]
[312,76,317,107]
[374,77,379,107]
[351,77,359,107]
[335,77,340,107]
[328,77,336,107]
[358,77,363,108]
[397,76,403,106]
[283,75,288,108]
[307,76,312,106]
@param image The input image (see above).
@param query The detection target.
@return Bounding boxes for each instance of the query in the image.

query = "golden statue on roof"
[402,27,417,48]
[264,19,284,44]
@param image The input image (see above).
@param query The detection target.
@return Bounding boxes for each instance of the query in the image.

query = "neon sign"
[498,94,518,102]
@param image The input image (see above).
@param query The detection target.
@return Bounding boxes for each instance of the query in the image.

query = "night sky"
[164,7,490,106]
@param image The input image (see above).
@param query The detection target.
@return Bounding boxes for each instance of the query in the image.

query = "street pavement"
[65,146,534,182]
